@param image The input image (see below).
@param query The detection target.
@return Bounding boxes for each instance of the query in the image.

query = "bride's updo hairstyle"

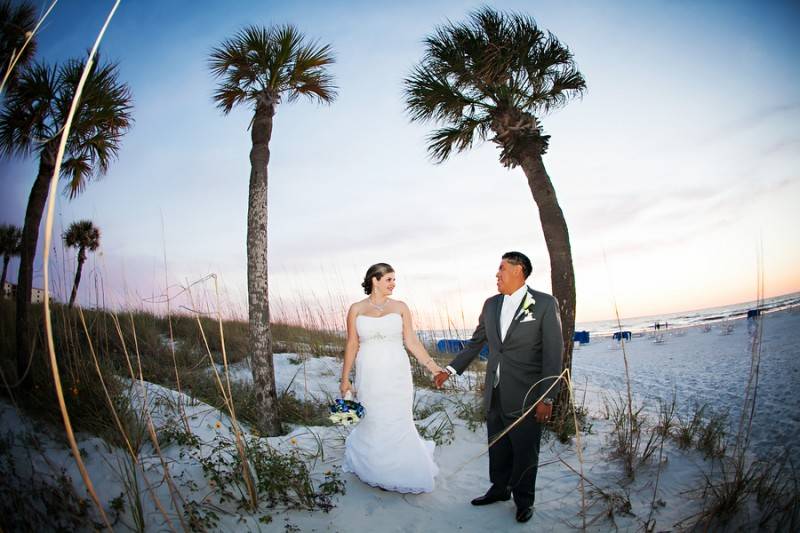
[361,263,394,295]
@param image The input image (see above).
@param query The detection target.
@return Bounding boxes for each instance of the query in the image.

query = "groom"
[435,251,563,523]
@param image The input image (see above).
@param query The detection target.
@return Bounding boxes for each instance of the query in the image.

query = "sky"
[1,0,798,330]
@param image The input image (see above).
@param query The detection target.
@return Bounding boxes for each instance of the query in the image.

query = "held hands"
[434,370,450,389]
[534,400,553,423]
[429,362,445,376]
[423,359,445,382]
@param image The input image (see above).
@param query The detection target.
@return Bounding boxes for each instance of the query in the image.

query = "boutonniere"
[517,292,536,321]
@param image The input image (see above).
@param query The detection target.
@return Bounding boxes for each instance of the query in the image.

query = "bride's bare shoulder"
[392,300,410,312]
[348,300,369,315]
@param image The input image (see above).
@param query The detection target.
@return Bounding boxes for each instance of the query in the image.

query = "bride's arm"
[399,302,444,375]
[340,305,359,396]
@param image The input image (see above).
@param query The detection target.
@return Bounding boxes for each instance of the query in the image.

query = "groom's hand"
[534,401,553,423]
[434,371,450,389]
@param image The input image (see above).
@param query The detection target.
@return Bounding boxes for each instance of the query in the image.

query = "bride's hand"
[340,379,353,398]
[429,363,444,376]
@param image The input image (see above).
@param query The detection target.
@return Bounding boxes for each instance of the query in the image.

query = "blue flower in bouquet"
[329,398,365,426]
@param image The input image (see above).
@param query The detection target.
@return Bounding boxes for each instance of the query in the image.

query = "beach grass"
[0,293,351,528]
[1,284,463,446]
[3,277,798,529]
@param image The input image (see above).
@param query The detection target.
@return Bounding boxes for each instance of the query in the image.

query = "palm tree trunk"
[1,255,9,293]
[16,143,56,389]
[248,95,281,436]
[68,246,86,308]
[519,153,576,401]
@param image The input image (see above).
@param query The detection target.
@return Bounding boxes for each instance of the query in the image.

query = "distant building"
[2,282,46,303]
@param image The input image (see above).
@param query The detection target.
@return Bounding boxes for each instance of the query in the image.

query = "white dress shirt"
[494,284,528,386]
[500,284,528,341]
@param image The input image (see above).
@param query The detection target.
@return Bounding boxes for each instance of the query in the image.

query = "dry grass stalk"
[125,313,189,532]
[106,310,186,531]
[644,395,676,531]
[161,229,192,434]
[488,368,569,450]
[612,304,637,477]
[447,369,569,479]
[77,307,136,458]
[677,247,794,529]
[210,274,259,510]
[39,2,121,528]
[563,368,587,531]
[186,278,258,511]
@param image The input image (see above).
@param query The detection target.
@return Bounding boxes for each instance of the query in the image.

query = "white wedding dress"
[342,313,439,493]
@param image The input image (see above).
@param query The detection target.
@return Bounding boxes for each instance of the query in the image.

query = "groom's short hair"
[502,251,532,279]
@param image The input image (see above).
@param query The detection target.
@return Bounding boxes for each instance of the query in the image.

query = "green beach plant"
[187,435,345,515]
[208,24,337,436]
[452,393,485,432]
[415,409,455,446]
[675,402,706,449]
[602,392,660,479]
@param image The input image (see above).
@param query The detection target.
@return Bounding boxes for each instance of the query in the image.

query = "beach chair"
[573,331,590,344]
[436,339,489,358]
[612,331,632,342]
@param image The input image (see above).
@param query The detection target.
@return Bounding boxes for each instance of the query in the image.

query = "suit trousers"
[487,385,543,509]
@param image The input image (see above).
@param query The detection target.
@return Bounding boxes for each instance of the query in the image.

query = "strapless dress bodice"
[356,313,403,345]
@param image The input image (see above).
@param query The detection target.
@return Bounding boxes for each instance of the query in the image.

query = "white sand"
[1,308,797,531]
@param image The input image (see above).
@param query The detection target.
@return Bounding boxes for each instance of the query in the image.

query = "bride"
[340,263,443,493]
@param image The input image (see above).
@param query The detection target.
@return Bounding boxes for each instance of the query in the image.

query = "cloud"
[696,102,800,147]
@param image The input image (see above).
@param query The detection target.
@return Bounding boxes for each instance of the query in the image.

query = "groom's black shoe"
[515,506,533,523]
[470,488,511,506]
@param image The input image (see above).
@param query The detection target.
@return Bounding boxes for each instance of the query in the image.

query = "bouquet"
[328,392,365,426]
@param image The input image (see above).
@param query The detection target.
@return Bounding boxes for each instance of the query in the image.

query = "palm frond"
[208,38,247,78]
[209,24,337,112]
[214,83,249,114]
[0,0,38,89]
[426,116,488,163]
[270,25,302,88]
[287,71,336,103]
[0,223,23,256]
[404,65,484,123]
[0,54,134,195]
[63,219,100,250]
[61,155,92,199]
[0,61,58,156]
[286,39,336,103]
[55,56,132,182]
[403,6,585,161]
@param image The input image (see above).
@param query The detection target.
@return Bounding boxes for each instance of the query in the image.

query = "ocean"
[422,291,800,341]
[576,291,800,337]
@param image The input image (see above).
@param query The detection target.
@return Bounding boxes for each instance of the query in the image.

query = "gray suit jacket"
[449,287,563,417]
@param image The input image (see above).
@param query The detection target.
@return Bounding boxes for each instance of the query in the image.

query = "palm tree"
[208,25,336,436]
[63,220,100,308]
[404,8,586,395]
[0,0,37,92]
[0,57,132,387]
[0,223,22,292]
